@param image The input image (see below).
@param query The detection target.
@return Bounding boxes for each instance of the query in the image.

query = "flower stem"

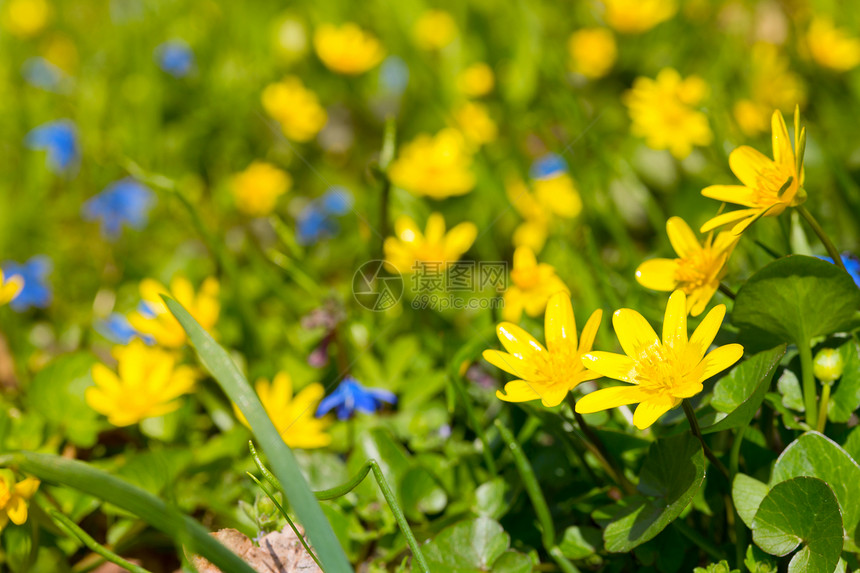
[567,397,636,495]
[796,205,846,271]
[682,400,730,480]
[51,510,152,573]
[798,341,818,429]
[718,283,737,300]
[817,383,832,433]
[495,421,581,573]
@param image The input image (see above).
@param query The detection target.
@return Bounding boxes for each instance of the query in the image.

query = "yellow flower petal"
[575,385,647,414]
[699,208,758,233]
[482,350,537,380]
[6,496,28,525]
[729,146,775,190]
[394,215,422,244]
[688,283,719,317]
[443,222,478,259]
[425,213,446,243]
[578,309,604,354]
[513,245,537,270]
[666,217,699,258]
[689,304,726,359]
[540,384,572,408]
[635,259,679,291]
[701,185,760,208]
[632,395,676,429]
[496,323,546,360]
[544,292,577,354]
[13,478,39,499]
[771,110,793,169]
[581,351,637,383]
[496,380,542,403]
[662,290,688,350]
[700,344,744,381]
[612,309,660,360]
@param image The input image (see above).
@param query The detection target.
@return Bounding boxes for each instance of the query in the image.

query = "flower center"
[674,249,718,291]
[535,348,583,388]
[632,345,700,396]
[753,164,797,207]
[512,266,541,290]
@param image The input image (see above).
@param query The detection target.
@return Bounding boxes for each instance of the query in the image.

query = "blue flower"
[156,41,194,77]
[2,256,52,311]
[81,178,156,239]
[530,153,568,180]
[22,57,69,93]
[819,254,860,288]
[315,377,396,420]
[295,187,353,245]
[25,120,79,173]
[379,56,410,95]
[95,313,155,345]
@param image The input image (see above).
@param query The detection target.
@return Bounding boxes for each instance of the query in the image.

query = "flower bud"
[813,348,844,384]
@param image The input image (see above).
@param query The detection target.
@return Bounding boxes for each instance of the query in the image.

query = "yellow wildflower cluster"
[807,17,860,72]
[502,246,569,322]
[389,129,476,199]
[568,28,617,79]
[601,0,676,34]
[452,102,498,148]
[313,23,384,75]
[624,68,712,159]
[457,63,494,98]
[384,213,477,275]
[231,161,292,217]
[262,76,328,142]
[0,471,39,533]
[414,10,457,51]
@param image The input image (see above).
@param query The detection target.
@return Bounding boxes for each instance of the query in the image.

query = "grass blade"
[6,452,255,573]
[163,295,353,572]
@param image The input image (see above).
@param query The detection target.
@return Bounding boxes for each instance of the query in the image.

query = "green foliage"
[751,477,843,573]
[828,339,860,423]
[733,256,860,347]
[422,517,532,573]
[598,432,705,552]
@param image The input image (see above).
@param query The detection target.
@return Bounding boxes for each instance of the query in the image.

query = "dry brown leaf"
[190,526,323,573]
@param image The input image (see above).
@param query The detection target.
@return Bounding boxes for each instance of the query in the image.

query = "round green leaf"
[752,477,842,573]
[732,473,770,530]
[771,431,860,548]
[599,432,705,552]
[702,345,786,434]
[400,466,447,521]
[828,339,860,423]
[733,255,860,345]
[422,517,526,573]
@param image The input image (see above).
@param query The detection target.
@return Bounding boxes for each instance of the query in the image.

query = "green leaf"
[163,297,352,573]
[472,479,508,519]
[26,353,102,448]
[828,339,860,423]
[732,255,860,345]
[693,560,739,573]
[777,370,805,411]
[400,466,447,521]
[771,431,860,547]
[8,452,256,573]
[559,525,602,559]
[751,477,842,573]
[422,517,526,573]
[600,432,705,552]
[744,545,777,573]
[732,474,769,529]
[490,551,533,573]
[348,428,410,504]
[702,345,786,434]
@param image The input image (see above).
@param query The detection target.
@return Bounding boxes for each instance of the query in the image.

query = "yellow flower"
[507,176,551,253]
[701,108,806,234]
[807,17,860,72]
[414,10,457,51]
[503,246,569,322]
[734,44,806,137]
[128,276,220,348]
[313,23,384,75]
[484,292,603,407]
[624,68,712,159]
[533,174,582,219]
[452,102,497,147]
[568,28,617,79]
[457,63,494,97]
[2,0,51,38]
[231,161,292,217]
[86,340,196,427]
[0,471,39,533]
[233,372,331,449]
[384,213,477,274]
[635,217,738,316]
[576,290,743,429]
[262,76,328,143]
[601,0,676,34]
[0,270,23,306]
[389,129,475,199]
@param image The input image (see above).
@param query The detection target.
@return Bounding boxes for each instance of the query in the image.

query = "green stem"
[449,370,498,476]
[682,401,730,480]
[50,511,152,573]
[314,460,429,572]
[796,205,846,271]
[817,383,831,433]
[495,421,580,573]
[798,341,818,429]
[730,428,746,572]
[718,283,737,300]
[567,398,635,495]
